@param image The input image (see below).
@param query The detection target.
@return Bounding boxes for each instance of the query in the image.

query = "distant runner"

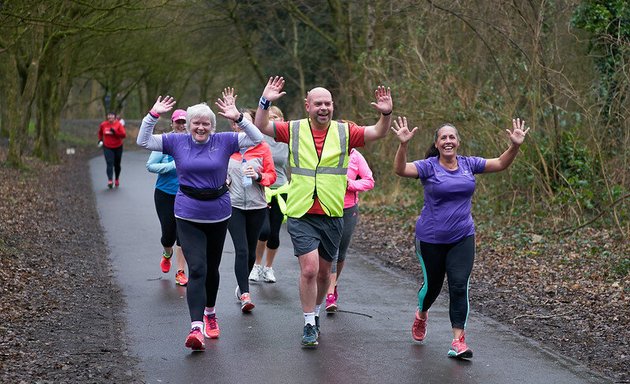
[97,112,126,189]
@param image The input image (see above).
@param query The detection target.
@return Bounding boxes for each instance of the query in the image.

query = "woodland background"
[1,0,628,236]
[0,1,628,380]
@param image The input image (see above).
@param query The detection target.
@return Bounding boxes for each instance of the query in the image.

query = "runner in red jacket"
[98,112,127,188]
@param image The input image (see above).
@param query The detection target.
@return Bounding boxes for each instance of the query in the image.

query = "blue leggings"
[177,218,229,322]
[416,235,475,330]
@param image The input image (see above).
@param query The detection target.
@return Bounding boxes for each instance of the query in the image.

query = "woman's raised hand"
[215,87,240,121]
[262,76,286,102]
[222,87,236,106]
[507,118,530,146]
[151,95,176,115]
[390,116,418,144]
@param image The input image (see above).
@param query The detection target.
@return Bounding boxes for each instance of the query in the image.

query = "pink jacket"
[344,148,375,208]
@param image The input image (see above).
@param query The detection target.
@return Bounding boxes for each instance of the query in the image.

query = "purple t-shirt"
[162,132,240,222]
[413,155,486,244]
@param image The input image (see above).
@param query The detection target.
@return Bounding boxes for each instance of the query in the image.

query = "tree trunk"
[1,50,40,167]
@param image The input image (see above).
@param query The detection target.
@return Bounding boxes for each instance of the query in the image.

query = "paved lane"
[90,150,610,384]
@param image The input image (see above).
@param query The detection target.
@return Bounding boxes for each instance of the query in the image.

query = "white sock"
[204,307,215,316]
[304,312,315,326]
[191,321,203,330]
[314,304,321,317]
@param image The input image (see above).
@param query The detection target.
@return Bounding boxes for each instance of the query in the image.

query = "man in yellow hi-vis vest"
[254,76,393,347]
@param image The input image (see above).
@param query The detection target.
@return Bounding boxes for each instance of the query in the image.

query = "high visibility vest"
[265,183,289,223]
[286,119,349,218]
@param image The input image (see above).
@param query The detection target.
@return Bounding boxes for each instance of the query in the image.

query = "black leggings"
[258,194,286,249]
[228,207,267,294]
[416,235,475,330]
[177,218,229,321]
[103,145,123,181]
[154,189,179,247]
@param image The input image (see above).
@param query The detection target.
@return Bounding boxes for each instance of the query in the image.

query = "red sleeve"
[114,121,127,138]
[257,142,277,187]
[348,122,365,149]
[273,121,290,143]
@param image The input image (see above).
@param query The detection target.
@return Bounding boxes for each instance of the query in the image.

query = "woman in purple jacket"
[137,91,263,351]
[391,116,529,359]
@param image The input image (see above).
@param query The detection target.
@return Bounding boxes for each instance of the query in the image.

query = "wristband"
[259,96,271,110]
[235,113,244,123]
[381,110,392,116]
[149,109,160,118]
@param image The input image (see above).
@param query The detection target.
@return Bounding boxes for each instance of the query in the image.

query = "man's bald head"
[306,87,332,103]
[305,87,334,129]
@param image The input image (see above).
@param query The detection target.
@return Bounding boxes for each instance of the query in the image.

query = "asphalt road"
[89,150,611,384]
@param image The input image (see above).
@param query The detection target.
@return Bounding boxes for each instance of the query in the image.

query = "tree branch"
[554,193,630,235]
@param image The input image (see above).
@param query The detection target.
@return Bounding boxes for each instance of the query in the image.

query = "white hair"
[186,103,216,133]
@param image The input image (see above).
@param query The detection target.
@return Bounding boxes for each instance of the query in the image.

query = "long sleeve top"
[98,119,126,148]
[146,151,178,195]
[137,112,263,222]
[344,148,375,208]
[227,143,277,210]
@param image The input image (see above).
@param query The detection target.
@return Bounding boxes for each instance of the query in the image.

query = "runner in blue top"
[146,109,189,287]
[137,91,264,352]
[391,116,529,359]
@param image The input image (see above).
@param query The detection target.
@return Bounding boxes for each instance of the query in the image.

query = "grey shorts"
[287,214,343,262]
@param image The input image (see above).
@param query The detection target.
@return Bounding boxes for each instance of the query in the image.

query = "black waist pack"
[179,184,228,201]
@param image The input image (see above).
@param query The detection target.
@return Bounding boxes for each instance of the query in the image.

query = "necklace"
[440,160,458,170]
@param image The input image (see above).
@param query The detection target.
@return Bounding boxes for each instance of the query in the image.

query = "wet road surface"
[90,150,611,384]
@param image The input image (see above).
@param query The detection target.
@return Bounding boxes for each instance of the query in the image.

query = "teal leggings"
[416,235,475,330]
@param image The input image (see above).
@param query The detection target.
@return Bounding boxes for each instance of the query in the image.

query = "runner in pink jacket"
[325,147,375,312]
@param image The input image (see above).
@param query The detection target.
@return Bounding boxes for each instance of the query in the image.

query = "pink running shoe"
[160,251,172,273]
[240,292,255,313]
[325,293,337,313]
[411,310,428,342]
[203,314,220,339]
[175,270,188,286]
[448,332,473,359]
[185,327,205,351]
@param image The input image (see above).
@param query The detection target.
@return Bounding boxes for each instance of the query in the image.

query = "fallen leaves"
[354,209,629,382]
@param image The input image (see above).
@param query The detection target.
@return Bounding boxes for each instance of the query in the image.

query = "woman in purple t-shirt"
[391,116,529,359]
[137,90,264,351]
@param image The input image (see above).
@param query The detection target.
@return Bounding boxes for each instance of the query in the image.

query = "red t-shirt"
[273,120,365,215]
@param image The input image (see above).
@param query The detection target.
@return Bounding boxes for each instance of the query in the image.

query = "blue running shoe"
[301,324,318,347]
